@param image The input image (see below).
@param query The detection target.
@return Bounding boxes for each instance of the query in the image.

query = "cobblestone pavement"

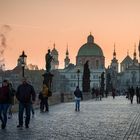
[0,96,140,140]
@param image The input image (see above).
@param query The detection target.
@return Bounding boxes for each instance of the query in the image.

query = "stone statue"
[45,49,53,73]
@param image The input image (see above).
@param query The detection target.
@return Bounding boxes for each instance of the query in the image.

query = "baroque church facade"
[51,34,105,93]
[109,42,140,92]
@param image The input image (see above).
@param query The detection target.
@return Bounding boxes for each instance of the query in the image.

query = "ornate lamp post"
[20,51,27,77]
[77,68,80,87]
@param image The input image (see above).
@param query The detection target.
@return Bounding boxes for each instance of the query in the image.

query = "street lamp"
[20,51,27,77]
[77,68,80,87]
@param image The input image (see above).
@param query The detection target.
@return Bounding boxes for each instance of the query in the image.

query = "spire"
[127,50,129,56]
[64,44,70,68]
[53,43,55,49]
[133,43,136,59]
[113,43,116,58]
[138,40,140,57]
[66,44,69,56]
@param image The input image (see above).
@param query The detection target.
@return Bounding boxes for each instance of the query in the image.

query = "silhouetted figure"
[16,78,36,128]
[82,61,90,92]
[74,86,83,111]
[91,87,95,99]
[136,86,140,104]
[105,89,108,98]
[8,83,16,119]
[39,84,50,112]
[95,88,99,100]
[130,86,135,104]
[112,88,116,99]
[0,80,11,129]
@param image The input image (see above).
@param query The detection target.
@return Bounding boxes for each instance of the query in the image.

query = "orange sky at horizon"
[0,0,140,70]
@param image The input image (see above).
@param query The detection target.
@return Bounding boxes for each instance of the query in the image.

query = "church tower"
[64,45,70,68]
[110,44,119,73]
[133,44,138,64]
[51,43,59,70]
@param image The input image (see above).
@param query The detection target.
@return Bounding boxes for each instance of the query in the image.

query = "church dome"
[77,34,104,57]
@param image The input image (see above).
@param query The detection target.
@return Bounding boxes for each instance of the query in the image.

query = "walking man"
[16,78,36,128]
[0,80,10,129]
[130,86,135,104]
[74,86,83,111]
[136,86,140,104]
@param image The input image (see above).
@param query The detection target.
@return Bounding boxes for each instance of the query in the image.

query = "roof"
[121,55,133,64]
[77,34,104,57]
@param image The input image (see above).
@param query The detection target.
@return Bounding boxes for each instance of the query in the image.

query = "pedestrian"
[112,88,116,99]
[130,86,135,104]
[95,88,99,100]
[74,86,83,111]
[136,86,140,104]
[0,80,11,129]
[16,77,36,128]
[38,84,50,112]
[91,87,95,99]
[8,82,16,119]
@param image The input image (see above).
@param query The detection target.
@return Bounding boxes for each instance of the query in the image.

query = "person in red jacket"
[0,80,10,129]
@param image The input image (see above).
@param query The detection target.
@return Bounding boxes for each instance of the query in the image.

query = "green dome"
[77,34,103,57]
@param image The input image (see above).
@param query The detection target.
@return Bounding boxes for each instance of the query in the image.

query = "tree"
[100,72,105,97]
[82,61,90,92]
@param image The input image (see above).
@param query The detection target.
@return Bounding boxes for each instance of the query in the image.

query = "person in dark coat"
[74,86,83,111]
[130,86,135,104]
[136,86,140,104]
[0,80,11,129]
[16,78,36,128]
[112,88,116,99]
[8,83,16,119]
[91,87,95,99]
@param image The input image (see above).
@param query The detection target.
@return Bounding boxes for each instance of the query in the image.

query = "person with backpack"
[16,77,36,128]
[39,84,50,112]
[0,80,11,129]
[74,86,83,111]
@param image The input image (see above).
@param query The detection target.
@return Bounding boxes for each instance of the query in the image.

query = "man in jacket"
[74,86,83,111]
[16,78,36,128]
[0,80,10,129]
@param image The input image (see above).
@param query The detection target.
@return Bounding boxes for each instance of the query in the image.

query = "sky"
[0,0,140,70]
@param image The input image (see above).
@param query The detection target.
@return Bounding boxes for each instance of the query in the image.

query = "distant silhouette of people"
[129,86,135,104]
[105,89,108,98]
[95,88,99,100]
[136,86,140,104]
[91,87,95,99]
[45,49,53,73]
[112,88,116,99]
[74,86,83,111]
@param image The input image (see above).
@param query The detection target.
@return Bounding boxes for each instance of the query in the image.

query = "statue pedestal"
[42,72,53,89]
